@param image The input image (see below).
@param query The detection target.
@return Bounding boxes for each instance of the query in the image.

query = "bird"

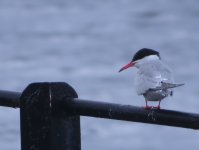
[119,48,184,109]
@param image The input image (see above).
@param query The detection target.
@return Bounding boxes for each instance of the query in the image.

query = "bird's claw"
[144,106,161,109]
[144,106,152,109]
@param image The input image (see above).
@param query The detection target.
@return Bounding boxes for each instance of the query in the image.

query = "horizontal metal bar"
[63,98,199,130]
[1,89,199,130]
[0,90,21,108]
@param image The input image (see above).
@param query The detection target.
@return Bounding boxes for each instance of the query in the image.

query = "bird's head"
[118,48,160,72]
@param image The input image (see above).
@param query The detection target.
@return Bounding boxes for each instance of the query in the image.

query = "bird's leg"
[157,100,161,109]
[156,100,161,109]
[144,100,151,109]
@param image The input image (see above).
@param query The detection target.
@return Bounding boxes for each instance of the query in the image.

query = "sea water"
[0,0,199,150]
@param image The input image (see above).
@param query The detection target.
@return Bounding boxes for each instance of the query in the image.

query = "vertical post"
[20,82,81,150]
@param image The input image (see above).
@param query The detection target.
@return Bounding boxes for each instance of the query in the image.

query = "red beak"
[118,61,136,72]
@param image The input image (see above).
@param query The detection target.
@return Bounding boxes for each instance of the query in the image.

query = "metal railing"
[0,82,199,150]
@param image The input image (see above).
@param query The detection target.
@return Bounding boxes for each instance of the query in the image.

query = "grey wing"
[135,60,176,95]
[150,62,184,91]
[145,82,184,101]
[149,82,184,91]
[158,61,174,84]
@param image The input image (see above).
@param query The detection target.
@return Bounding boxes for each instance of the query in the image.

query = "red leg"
[144,100,151,109]
[156,101,161,109]
[144,100,161,109]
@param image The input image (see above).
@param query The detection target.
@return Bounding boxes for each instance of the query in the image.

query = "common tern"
[119,48,184,109]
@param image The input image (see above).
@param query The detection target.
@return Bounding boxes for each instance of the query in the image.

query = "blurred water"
[0,0,199,150]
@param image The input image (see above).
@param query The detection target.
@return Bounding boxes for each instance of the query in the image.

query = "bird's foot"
[152,106,161,109]
[144,105,153,109]
[143,106,161,109]
[144,100,161,109]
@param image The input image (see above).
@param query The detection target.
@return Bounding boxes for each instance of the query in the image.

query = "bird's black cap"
[132,48,160,62]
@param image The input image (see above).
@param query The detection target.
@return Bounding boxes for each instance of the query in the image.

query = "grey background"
[0,0,199,150]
